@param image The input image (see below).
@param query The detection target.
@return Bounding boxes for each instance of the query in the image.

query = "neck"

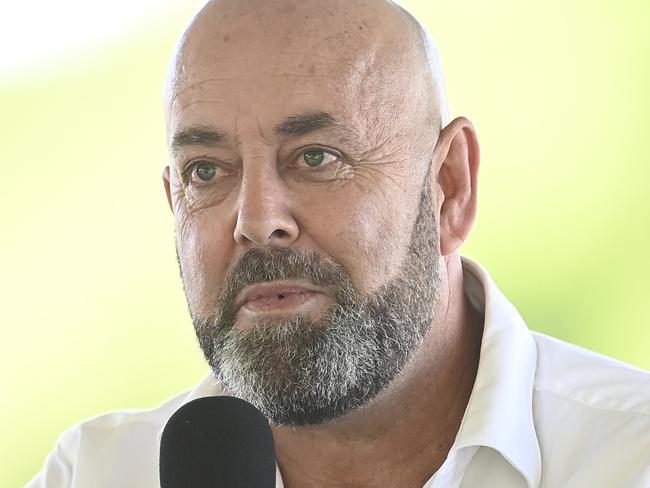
[272,254,484,488]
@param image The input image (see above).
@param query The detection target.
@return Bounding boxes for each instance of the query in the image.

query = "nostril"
[270,229,288,239]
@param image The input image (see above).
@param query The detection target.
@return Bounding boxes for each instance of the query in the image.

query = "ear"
[431,117,480,256]
[162,166,174,213]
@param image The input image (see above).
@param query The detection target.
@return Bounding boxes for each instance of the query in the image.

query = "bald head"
[165,0,449,143]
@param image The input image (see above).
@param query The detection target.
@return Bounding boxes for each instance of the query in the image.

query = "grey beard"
[189,179,441,426]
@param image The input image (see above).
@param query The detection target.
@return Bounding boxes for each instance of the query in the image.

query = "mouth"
[234,280,333,321]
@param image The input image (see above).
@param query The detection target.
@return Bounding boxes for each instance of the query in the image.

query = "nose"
[233,161,299,247]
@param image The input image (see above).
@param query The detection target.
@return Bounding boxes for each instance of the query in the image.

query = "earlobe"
[162,166,174,213]
[432,117,480,256]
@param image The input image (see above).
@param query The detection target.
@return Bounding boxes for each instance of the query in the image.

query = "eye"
[195,161,217,181]
[183,160,226,185]
[302,149,339,168]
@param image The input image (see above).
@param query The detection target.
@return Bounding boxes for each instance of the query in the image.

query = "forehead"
[166,0,420,136]
[170,50,369,126]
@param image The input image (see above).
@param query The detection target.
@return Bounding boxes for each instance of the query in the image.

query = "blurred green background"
[1,0,648,485]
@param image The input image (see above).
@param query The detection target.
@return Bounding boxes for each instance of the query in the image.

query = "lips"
[234,281,327,312]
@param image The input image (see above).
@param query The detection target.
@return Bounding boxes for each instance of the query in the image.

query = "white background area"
[0,0,204,80]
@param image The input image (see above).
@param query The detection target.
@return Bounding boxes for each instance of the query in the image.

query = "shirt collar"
[453,256,541,488]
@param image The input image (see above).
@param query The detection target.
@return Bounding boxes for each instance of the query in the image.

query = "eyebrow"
[171,111,339,153]
[171,126,226,153]
[275,111,337,136]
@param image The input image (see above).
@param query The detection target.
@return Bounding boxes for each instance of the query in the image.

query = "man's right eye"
[184,160,221,184]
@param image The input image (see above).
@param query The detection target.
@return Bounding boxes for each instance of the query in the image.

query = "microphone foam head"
[160,396,276,488]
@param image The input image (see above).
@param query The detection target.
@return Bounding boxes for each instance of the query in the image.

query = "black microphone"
[160,396,276,487]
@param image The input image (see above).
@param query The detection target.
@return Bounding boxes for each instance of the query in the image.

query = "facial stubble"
[185,177,441,426]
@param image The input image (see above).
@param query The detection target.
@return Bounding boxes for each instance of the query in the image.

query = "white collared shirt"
[27,257,650,487]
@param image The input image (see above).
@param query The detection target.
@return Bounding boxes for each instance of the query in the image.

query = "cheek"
[175,207,234,317]
[305,187,414,294]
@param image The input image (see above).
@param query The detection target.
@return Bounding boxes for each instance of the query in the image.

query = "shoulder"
[63,388,189,446]
[532,331,650,414]
[26,390,190,488]
[531,332,650,487]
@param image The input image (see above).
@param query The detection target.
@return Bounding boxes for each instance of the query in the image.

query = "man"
[29,0,650,487]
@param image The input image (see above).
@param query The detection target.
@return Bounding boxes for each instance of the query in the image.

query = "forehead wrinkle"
[168,76,235,111]
[169,72,343,116]
[254,113,274,148]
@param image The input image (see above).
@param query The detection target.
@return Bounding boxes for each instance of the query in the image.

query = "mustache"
[216,247,356,321]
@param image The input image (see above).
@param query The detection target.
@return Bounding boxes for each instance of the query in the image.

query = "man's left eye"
[302,149,338,168]
[195,161,218,181]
